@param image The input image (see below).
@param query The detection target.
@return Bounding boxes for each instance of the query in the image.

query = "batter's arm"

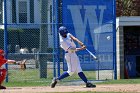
[70,34,86,51]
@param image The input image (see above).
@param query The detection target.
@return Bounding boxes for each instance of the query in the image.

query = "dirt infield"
[1,84,140,93]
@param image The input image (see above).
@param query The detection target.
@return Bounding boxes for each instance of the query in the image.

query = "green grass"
[97,78,140,84]
[2,69,140,93]
[3,69,96,87]
[2,69,140,87]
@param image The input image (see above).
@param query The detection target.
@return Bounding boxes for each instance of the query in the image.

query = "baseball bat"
[86,48,97,60]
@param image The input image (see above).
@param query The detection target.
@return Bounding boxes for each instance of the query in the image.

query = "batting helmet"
[59,26,68,37]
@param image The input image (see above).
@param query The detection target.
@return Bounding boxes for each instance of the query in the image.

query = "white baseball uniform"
[59,33,82,76]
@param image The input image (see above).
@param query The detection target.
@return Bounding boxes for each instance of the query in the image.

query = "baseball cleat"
[51,78,58,88]
[0,85,6,89]
[86,82,96,88]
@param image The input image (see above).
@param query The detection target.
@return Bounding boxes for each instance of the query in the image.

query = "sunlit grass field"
[4,69,96,87]
[3,69,140,87]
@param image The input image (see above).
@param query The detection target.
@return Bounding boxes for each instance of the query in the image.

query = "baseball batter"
[51,26,96,88]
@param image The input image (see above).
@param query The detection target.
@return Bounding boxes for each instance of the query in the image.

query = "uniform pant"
[65,52,82,76]
[0,69,7,85]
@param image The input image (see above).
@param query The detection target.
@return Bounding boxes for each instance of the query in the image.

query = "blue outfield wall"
[62,0,116,71]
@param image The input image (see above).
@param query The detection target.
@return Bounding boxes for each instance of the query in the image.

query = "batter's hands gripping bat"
[86,48,97,60]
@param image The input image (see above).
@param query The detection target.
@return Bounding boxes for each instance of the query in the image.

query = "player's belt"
[65,51,75,53]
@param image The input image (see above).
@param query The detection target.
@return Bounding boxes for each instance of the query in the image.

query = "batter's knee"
[0,69,7,76]
[67,71,74,76]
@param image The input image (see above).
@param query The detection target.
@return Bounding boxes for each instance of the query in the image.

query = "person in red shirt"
[0,49,16,89]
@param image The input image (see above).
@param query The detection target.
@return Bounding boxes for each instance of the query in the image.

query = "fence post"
[52,0,60,78]
[113,0,117,80]
[39,0,49,78]
[55,0,60,77]
[4,0,8,82]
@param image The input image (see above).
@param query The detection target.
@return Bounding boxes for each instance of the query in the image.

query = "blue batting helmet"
[59,26,68,36]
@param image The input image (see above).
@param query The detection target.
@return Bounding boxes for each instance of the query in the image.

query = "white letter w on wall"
[67,5,106,45]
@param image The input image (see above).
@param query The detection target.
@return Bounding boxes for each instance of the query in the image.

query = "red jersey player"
[0,49,16,89]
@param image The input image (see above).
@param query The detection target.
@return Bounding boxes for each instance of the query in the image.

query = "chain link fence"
[0,0,60,84]
[0,0,116,86]
[0,0,94,85]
